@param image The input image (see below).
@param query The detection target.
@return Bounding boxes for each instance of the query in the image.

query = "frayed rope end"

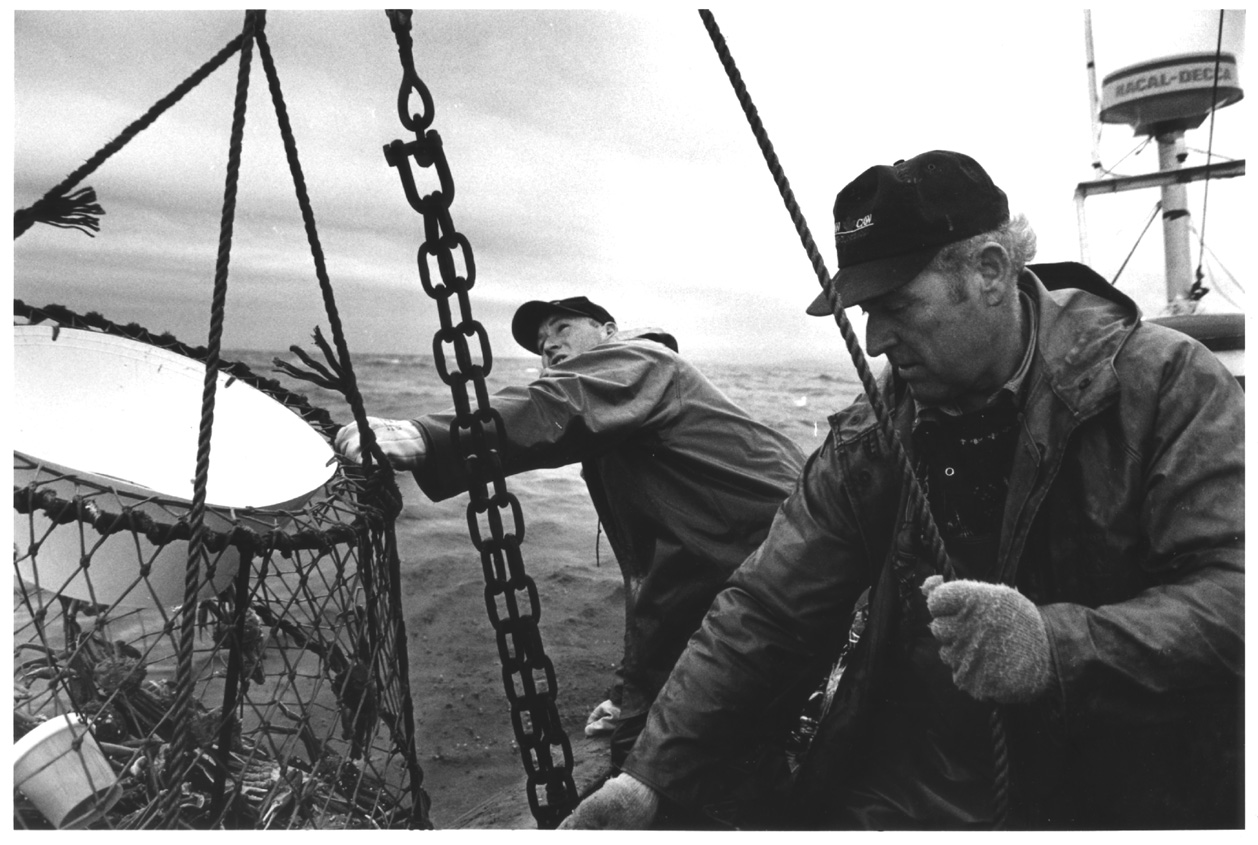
[15,187,106,239]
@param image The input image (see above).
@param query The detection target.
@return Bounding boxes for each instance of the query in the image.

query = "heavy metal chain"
[382,10,577,829]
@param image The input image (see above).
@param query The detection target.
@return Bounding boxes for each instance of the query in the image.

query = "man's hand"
[922,575,1054,704]
[333,417,427,471]
[558,773,660,829]
[584,699,621,737]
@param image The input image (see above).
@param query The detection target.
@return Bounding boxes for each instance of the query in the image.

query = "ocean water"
[231,349,864,457]
[223,347,867,823]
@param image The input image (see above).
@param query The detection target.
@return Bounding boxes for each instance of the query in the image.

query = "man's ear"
[976,243,1013,305]
[600,321,618,341]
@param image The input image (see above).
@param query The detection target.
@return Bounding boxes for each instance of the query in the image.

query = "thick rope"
[697,9,952,580]
[254,24,429,828]
[162,10,259,825]
[14,30,248,239]
[697,9,1008,827]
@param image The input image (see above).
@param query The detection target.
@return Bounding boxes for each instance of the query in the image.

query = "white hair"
[930,213,1038,278]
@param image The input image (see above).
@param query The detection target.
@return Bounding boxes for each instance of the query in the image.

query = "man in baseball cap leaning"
[336,292,805,773]
[562,150,1242,829]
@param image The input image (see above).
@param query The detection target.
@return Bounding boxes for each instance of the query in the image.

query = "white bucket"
[13,325,337,609]
[13,713,122,829]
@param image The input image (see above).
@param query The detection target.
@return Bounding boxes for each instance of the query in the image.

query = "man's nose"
[865,314,895,358]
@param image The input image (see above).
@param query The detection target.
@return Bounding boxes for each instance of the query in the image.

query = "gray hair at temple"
[930,213,1038,289]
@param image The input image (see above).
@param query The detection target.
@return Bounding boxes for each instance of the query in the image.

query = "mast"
[1074,32,1243,313]
[1154,131,1194,310]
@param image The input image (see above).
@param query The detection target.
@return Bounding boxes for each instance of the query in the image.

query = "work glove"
[585,699,621,737]
[558,773,660,829]
[921,575,1054,704]
[333,417,427,471]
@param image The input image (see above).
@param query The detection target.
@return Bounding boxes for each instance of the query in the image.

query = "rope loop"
[386,10,435,133]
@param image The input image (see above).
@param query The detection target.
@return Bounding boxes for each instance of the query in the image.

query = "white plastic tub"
[13,713,122,828]
[14,325,337,608]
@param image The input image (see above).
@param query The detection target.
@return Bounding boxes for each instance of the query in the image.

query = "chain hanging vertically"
[381,9,577,829]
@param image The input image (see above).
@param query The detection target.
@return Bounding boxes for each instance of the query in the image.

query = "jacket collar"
[614,326,679,352]
[1022,268,1140,420]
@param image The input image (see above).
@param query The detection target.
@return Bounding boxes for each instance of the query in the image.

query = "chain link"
[382,9,577,829]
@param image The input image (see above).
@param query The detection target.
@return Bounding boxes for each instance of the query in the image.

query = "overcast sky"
[10,6,1249,366]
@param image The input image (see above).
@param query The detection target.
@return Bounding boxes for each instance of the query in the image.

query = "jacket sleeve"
[409,341,677,501]
[1039,337,1244,730]
[620,438,873,809]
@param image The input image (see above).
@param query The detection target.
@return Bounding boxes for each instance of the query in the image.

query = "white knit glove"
[558,773,660,829]
[333,417,427,471]
[584,699,621,737]
[922,575,1054,704]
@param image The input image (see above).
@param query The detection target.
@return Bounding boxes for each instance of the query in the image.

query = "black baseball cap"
[807,150,1009,315]
[512,296,616,353]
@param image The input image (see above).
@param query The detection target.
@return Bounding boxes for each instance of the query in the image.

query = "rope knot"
[359,463,404,522]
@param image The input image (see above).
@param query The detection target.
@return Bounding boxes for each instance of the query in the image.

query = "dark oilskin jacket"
[623,269,1244,829]
[411,333,806,719]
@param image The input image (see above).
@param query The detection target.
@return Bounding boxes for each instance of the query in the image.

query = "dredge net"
[12,311,428,830]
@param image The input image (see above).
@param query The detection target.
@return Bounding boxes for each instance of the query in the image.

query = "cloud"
[13,8,1248,363]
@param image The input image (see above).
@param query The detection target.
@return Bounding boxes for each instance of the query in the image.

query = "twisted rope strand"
[14,31,248,238]
[698,9,1009,826]
[255,24,429,828]
[164,11,258,824]
[697,9,951,578]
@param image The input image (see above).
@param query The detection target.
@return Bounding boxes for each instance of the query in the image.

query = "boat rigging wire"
[1188,228,1245,311]
[1110,200,1163,287]
[1185,146,1238,162]
[1191,10,1229,303]
[696,8,1010,829]
[1099,137,1155,179]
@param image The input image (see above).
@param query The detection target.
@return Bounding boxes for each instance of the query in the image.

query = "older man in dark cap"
[561,150,1243,830]
[336,295,805,769]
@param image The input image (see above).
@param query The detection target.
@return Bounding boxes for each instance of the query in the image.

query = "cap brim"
[805,246,942,316]
[511,301,599,353]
